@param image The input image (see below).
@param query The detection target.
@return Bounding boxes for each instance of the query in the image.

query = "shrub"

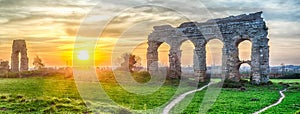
[164,79,180,86]
[267,81,273,85]
[15,94,24,99]
[259,81,273,86]
[132,71,151,83]
[7,72,19,78]
[221,79,242,88]
[240,79,249,83]
[278,73,300,79]
[239,86,247,91]
[0,95,7,99]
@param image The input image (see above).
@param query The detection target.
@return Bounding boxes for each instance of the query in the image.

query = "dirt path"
[253,88,287,114]
[162,83,212,114]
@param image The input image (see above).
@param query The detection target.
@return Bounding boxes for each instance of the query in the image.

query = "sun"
[77,50,89,60]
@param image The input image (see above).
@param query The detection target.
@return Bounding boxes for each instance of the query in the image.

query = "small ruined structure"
[0,60,9,71]
[147,12,269,84]
[11,39,29,72]
[0,60,9,77]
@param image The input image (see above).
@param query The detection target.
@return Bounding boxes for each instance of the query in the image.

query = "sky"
[0,0,299,67]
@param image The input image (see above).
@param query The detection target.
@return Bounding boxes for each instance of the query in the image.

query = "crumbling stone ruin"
[147,12,269,84]
[0,60,9,77]
[11,39,29,72]
[0,60,9,71]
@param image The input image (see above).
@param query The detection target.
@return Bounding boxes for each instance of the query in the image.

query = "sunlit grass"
[0,74,298,113]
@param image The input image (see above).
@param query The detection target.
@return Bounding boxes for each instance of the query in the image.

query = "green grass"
[170,79,300,114]
[0,74,194,113]
[270,79,300,83]
[102,82,178,110]
[0,75,93,113]
[0,95,90,113]
[262,80,300,114]
[0,75,299,113]
[0,75,80,98]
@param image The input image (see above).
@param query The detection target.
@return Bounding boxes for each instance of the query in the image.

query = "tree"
[33,55,45,70]
[119,53,141,73]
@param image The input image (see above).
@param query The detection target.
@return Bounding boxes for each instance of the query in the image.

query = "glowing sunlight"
[77,50,89,60]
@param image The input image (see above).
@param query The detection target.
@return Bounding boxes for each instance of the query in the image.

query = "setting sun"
[77,50,89,60]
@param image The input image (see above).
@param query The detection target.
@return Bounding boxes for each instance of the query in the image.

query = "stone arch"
[147,40,170,72]
[236,38,252,61]
[205,38,224,80]
[147,12,270,84]
[179,39,195,66]
[235,36,252,47]
[237,62,252,80]
[205,37,224,45]
[178,39,196,48]
[11,40,28,72]
[179,40,195,77]
[205,38,224,65]
[158,42,171,67]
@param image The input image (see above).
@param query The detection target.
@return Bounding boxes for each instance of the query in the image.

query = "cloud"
[202,0,300,22]
[267,21,300,39]
[0,0,299,66]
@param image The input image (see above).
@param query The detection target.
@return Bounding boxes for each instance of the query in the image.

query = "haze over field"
[0,0,299,67]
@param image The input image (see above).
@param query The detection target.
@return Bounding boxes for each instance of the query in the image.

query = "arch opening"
[238,63,252,81]
[180,40,195,77]
[157,42,170,67]
[237,40,252,61]
[18,52,21,71]
[206,39,224,78]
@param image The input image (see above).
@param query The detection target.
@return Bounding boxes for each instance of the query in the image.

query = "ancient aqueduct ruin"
[147,12,270,84]
[11,39,29,72]
[2,12,270,84]
[0,40,28,73]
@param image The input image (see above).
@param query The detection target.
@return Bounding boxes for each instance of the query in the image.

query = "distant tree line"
[275,73,300,79]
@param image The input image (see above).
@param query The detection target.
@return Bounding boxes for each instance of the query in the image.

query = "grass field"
[171,79,300,114]
[262,79,300,114]
[0,74,193,113]
[0,74,299,113]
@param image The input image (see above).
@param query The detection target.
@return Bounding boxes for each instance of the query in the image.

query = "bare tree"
[33,55,45,70]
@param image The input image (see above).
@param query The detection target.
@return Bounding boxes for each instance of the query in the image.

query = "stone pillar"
[168,48,181,79]
[251,44,261,84]
[223,41,240,81]
[20,49,29,71]
[194,46,207,82]
[147,41,160,73]
[251,38,270,84]
[221,47,227,80]
[11,40,28,72]
[11,50,19,72]
[260,38,270,83]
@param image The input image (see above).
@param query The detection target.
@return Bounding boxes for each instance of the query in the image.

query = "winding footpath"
[162,83,212,114]
[162,83,287,114]
[253,88,287,114]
